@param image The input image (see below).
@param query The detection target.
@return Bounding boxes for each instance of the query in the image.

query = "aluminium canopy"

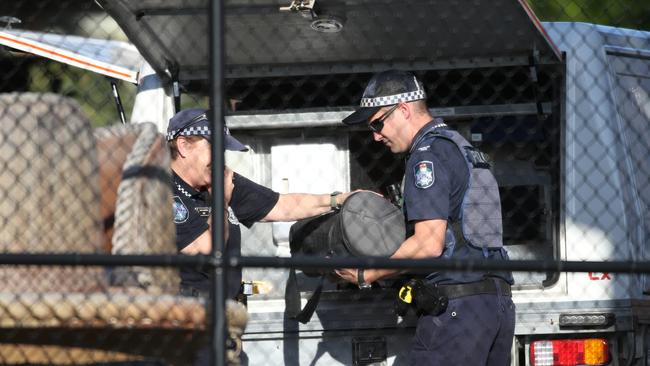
[96,0,563,82]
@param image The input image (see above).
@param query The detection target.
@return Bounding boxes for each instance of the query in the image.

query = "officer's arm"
[261,192,352,222]
[180,229,212,255]
[363,219,447,283]
[179,214,229,255]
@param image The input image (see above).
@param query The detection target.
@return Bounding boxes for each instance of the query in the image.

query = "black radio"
[395,279,448,317]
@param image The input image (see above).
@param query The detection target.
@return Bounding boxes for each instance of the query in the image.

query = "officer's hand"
[325,271,346,284]
[334,268,358,285]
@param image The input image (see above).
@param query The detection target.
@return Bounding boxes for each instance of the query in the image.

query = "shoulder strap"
[284,269,324,324]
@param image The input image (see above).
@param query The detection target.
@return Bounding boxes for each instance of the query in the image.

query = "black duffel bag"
[289,191,405,274]
[286,191,405,323]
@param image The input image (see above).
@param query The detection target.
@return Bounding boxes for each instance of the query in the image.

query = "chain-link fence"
[0,0,649,365]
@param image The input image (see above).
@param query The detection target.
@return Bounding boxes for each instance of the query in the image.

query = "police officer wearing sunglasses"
[336,70,515,365]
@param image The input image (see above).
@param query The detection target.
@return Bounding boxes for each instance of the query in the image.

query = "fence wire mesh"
[0,0,649,365]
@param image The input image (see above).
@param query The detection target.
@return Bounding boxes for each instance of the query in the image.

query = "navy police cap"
[343,70,427,125]
[166,108,248,152]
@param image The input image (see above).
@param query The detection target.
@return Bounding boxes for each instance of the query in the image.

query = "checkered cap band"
[360,89,426,107]
[166,126,211,141]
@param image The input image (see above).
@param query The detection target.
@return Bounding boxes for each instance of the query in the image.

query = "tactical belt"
[179,285,248,305]
[435,278,511,299]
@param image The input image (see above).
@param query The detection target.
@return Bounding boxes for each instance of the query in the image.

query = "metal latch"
[279,0,344,33]
[279,0,317,19]
[528,47,547,121]
[352,337,387,365]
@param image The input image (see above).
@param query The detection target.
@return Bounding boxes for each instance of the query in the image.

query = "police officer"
[336,71,515,365]
[168,108,356,366]
[168,108,354,300]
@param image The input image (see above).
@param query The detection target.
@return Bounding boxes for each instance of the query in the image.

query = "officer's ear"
[398,102,411,121]
[175,136,193,158]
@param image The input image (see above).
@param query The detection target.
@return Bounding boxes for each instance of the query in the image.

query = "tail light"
[530,338,609,366]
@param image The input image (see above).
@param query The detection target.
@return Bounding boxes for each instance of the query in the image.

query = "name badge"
[195,207,211,217]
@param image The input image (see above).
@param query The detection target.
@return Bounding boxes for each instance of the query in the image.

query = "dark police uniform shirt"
[403,120,513,285]
[173,171,279,298]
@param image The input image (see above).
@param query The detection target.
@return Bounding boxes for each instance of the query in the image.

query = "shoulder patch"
[417,145,430,151]
[414,161,434,189]
[173,196,189,223]
[227,206,240,225]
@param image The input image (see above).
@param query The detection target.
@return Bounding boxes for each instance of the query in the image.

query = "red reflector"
[531,339,609,366]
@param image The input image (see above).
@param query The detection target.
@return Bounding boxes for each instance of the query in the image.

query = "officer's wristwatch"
[357,269,372,290]
[330,191,342,210]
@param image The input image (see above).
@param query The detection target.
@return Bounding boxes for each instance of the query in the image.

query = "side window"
[609,53,650,296]
[608,55,650,216]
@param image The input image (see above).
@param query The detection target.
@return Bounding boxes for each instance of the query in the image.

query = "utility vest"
[406,123,504,258]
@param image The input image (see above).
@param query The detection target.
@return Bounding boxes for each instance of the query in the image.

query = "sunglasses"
[368,104,399,133]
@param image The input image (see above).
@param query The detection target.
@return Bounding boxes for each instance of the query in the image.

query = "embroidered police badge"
[173,196,189,223]
[414,161,434,189]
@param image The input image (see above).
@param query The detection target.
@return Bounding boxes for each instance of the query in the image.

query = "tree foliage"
[28,61,136,127]
[529,0,650,31]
